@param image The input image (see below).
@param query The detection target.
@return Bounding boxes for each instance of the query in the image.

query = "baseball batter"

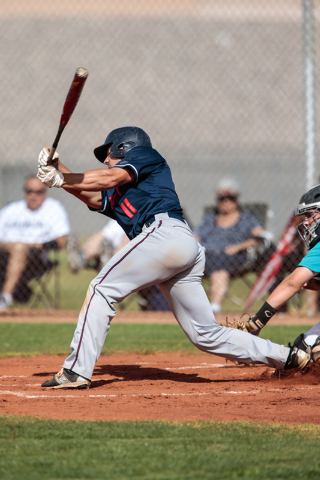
[37,127,311,389]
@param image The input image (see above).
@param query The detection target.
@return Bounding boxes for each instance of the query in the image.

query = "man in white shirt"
[0,176,70,310]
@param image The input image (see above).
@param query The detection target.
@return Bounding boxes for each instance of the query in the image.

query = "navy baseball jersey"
[91,146,184,239]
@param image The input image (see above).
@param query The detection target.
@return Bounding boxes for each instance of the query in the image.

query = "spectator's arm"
[251,226,265,237]
[42,236,67,250]
[224,226,266,255]
[225,238,260,255]
[55,235,67,249]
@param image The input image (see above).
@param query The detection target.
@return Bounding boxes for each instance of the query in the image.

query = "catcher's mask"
[94,126,152,163]
[296,184,320,250]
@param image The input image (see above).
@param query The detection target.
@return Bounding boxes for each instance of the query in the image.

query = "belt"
[143,212,185,229]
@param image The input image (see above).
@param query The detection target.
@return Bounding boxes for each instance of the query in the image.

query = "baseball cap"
[216,178,240,199]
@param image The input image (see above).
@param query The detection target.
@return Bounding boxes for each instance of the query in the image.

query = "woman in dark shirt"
[195,181,264,314]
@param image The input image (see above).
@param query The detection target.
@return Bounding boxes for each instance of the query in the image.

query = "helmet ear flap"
[111,141,135,158]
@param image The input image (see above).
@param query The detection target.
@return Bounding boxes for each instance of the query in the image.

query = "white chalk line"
[138,363,252,369]
[0,390,213,399]
[0,385,318,400]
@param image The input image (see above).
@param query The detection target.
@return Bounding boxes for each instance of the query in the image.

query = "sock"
[211,303,221,313]
[304,322,320,345]
[304,334,319,346]
[2,293,12,305]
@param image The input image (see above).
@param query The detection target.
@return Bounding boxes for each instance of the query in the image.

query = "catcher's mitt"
[226,316,248,332]
[226,314,261,336]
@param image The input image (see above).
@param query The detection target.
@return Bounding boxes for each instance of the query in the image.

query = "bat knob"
[76,67,89,78]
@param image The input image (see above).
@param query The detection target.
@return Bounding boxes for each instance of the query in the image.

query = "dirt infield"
[1,353,320,424]
[1,310,320,424]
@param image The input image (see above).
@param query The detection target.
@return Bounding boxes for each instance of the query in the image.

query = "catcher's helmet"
[296,184,320,250]
[94,126,152,163]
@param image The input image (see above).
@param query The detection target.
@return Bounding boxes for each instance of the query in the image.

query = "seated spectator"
[67,219,129,273]
[194,179,269,314]
[0,176,70,310]
[138,285,171,311]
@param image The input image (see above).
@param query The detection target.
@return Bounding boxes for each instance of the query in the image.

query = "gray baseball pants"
[63,214,290,380]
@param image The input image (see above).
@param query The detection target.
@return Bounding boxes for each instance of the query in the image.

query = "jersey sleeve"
[88,191,111,215]
[298,242,320,273]
[112,146,165,182]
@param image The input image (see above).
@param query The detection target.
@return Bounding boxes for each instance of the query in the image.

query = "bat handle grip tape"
[47,125,65,165]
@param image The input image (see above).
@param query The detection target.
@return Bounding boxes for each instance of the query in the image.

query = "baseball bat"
[47,67,89,164]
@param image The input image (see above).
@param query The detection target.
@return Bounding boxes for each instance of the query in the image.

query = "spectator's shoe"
[210,303,221,314]
[41,368,90,389]
[272,345,311,379]
[67,235,85,273]
[0,294,12,311]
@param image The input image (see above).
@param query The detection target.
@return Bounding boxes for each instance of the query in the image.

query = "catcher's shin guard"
[273,335,312,379]
[291,333,320,365]
[282,346,311,374]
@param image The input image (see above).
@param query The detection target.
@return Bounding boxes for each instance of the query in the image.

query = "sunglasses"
[24,189,46,195]
[217,195,238,202]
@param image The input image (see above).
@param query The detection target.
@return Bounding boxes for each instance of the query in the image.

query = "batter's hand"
[38,147,59,168]
[37,165,64,188]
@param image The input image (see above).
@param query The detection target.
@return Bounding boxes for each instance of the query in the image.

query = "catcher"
[239,184,320,363]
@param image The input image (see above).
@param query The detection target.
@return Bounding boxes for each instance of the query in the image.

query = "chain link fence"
[0,0,319,312]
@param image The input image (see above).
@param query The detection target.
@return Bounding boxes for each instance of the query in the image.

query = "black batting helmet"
[296,184,320,250]
[94,126,152,163]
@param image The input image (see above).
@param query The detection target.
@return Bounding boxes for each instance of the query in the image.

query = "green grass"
[0,323,312,357]
[0,417,320,480]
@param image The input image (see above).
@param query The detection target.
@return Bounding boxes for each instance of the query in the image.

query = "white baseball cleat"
[41,368,90,389]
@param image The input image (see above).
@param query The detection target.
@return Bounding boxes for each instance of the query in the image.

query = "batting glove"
[37,165,64,188]
[38,147,59,167]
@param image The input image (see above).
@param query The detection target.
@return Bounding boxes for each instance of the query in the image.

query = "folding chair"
[0,247,61,309]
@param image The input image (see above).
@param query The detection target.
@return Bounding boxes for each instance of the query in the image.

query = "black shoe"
[41,368,90,389]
